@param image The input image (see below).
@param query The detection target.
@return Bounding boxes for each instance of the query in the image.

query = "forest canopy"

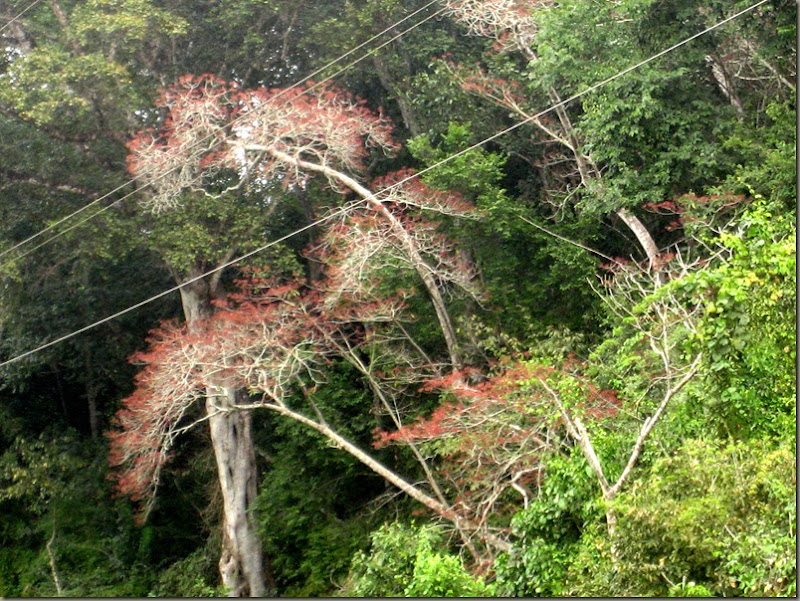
[0,0,795,597]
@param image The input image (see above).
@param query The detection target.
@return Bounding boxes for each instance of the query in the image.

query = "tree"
[118,72,490,593]
[109,275,512,559]
[565,438,796,597]
[341,522,495,597]
[0,427,156,596]
[0,0,185,439]
[123,74,281,597]
[436,0,788,268]
[0,0,793,595]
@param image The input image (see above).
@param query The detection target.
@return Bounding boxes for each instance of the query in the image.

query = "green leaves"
[0,432,157,597]
[342,522,494,597]
[607,438,796,597]
[71,0,188,50]
[495,451,603,597]
[686,203,796,438]
[722,101,797,211]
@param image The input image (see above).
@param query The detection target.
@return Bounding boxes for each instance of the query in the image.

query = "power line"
[0,0,43,35]
[0,0,768,369]
[0,1,444,264]
[1,2,446,267]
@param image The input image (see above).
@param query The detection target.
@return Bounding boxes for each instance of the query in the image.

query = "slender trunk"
[296,187,325,282]
[520,47,599,186]
[86,384,99,439]
[327,335,481,560]
[51,362,69,422]
[81,344,100,438]
[46,519,63,597]
[541,379,621,541]
[79,266,100,438]
[539,354,701,542]
[179,280,266,597]
[520,45,661,264]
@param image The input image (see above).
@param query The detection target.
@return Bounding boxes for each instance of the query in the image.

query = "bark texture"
[179,283,266,597]
[207,388,265,597]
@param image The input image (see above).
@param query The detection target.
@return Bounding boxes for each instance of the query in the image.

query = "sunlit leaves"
[606,438,796,597]
[71,0,188,54]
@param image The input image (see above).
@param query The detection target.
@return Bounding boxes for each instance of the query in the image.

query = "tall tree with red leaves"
[117,73,484,594]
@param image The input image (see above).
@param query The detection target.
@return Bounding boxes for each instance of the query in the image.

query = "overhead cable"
[0,0,43,35]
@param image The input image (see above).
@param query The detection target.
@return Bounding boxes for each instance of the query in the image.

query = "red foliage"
[231,81,399,188]
[126,74,399,211]
[373,358,623,525]
[107,319,204,520]
[445,59,529,114]
[642,193,748,233]
[107,280,318,519]
[371,168,479,218]
[107,275,426,520]
[445,0,547,46]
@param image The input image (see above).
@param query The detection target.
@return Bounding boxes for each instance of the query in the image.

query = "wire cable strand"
[0,0,443,264]
[0,0,768,369]
[0,0,43,35]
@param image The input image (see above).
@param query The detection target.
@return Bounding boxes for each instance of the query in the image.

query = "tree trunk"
[519,45,661,265]
[615,208,660,267]
[86,383,99,439]
[372,54,422,137]
[295,187,325,282]
[705,55,745,119]
[179,281,266,597]
[206,387,265,597]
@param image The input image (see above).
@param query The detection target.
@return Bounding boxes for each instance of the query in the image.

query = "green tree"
[686,202,796,439]
[407,121,603,350]
[0,427,156,596]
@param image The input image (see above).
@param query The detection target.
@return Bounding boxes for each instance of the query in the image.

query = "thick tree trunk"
[372,55,422,137]
[615,208,660,267]
[705,55,745,119]
[179,281,266,597]
[206,387,265,597]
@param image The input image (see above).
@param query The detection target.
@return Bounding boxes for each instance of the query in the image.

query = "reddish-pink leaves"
[107,277,420,520]
[126,74,399,212]
[373,358,622,524]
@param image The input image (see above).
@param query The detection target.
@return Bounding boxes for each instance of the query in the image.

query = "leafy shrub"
[0,432,157,597]
[494,451,603,596]
[685,203,796,439]
[571,438,796,597]
[148,543,222,597]
[340,522,493,597]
